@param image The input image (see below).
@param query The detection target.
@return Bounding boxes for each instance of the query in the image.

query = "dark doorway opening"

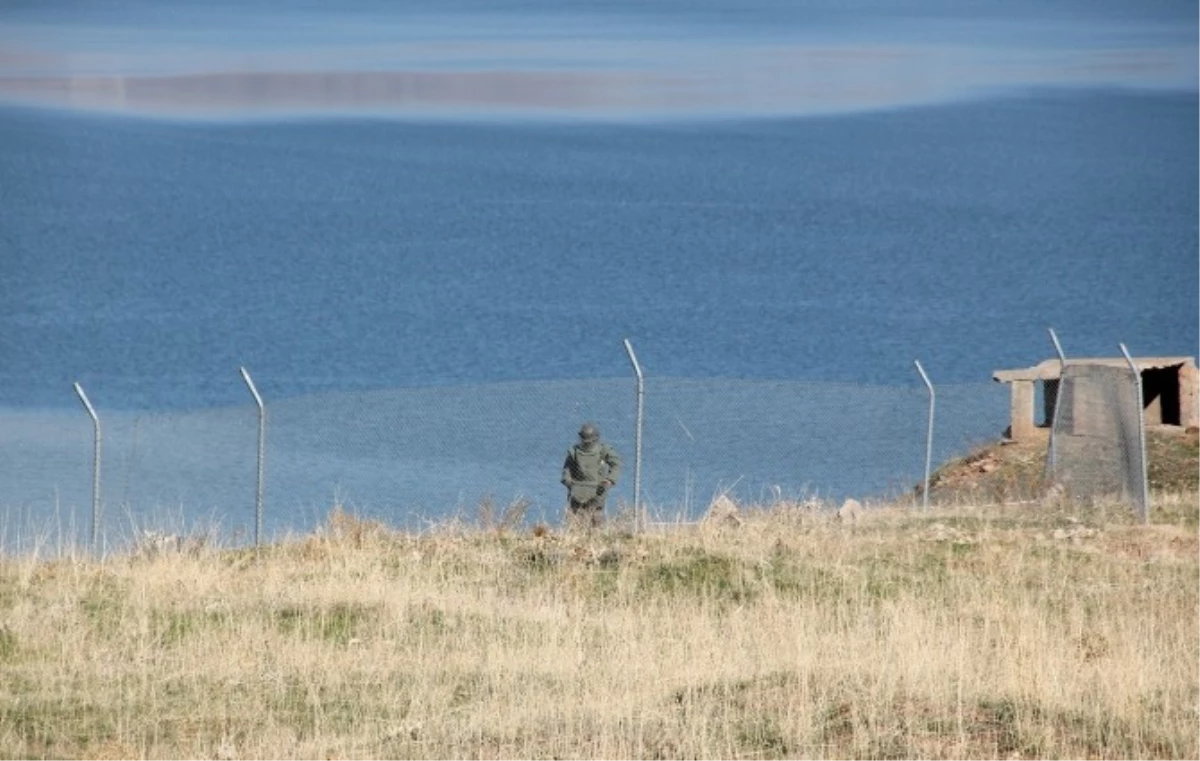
[1142,365,1182,426]
[1041,378,1059,428]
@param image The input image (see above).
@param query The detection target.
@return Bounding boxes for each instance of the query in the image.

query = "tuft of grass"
[735,715,792,758]
[474,495,532,536]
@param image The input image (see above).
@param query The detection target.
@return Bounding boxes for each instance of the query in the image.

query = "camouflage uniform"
[561,423,622,530]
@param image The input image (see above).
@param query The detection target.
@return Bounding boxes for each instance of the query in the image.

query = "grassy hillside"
[925,426,1199,506]
[1,492,1196,759]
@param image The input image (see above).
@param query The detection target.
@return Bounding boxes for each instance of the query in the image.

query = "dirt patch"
[924,440,1047,504]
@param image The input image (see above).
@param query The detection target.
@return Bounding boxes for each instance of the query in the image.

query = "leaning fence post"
[622,339,645,531]
[240,367,266,547]
[73,382,101,552]
[914,361,935,510]
[1046,328,1067,480]
[1118,344,1150,523]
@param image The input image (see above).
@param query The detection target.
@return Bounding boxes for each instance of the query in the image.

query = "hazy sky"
[0,0,1195,118]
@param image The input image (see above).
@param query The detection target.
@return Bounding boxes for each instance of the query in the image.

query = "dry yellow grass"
[0,495,1197,760]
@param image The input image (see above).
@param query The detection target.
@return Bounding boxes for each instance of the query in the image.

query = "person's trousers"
[567,498,605,530]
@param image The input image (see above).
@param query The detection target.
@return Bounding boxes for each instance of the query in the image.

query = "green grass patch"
[639,548,755,603]
[150,608,232,647]
[272,601,379,645]
[80,574,128,638]
[0,695,119,759]
[0,626,17,662]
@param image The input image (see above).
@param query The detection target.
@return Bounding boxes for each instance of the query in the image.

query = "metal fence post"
[622,339,644,531]
[1047,328,1067,481]
[73,382,101,552]
[914,361,935,510]
[1118,344,1150,523]
[240,367,266,547]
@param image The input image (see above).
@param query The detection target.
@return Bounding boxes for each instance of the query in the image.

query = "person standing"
[561,422,622,530]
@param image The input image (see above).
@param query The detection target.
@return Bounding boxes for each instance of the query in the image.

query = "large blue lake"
[0,0,1196,548]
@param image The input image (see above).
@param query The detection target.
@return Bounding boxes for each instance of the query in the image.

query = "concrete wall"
[995,358,1198,441]
[1181,362,1199,429]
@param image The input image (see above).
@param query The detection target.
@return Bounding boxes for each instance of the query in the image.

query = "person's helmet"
[578,423,600,442]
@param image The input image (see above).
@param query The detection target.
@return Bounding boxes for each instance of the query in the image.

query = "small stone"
[703,495,743,528]
[1042,482,1067,505]
[595,548,621,567]
[138,530,182,557]
[837,499,862,522]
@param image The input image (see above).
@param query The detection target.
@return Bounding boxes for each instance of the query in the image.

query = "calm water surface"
[0,0,1195,542]
[1,92,1194,408]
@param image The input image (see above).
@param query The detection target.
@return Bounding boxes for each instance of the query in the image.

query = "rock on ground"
[837,498,862,523]
[703,494,743,528]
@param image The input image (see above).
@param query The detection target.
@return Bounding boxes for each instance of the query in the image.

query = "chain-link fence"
[1,377,1006,552]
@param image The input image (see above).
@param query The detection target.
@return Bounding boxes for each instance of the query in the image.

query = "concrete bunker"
[992,356,1198,441]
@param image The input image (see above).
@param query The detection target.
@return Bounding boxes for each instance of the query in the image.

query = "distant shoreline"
[0,48,1194,122]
